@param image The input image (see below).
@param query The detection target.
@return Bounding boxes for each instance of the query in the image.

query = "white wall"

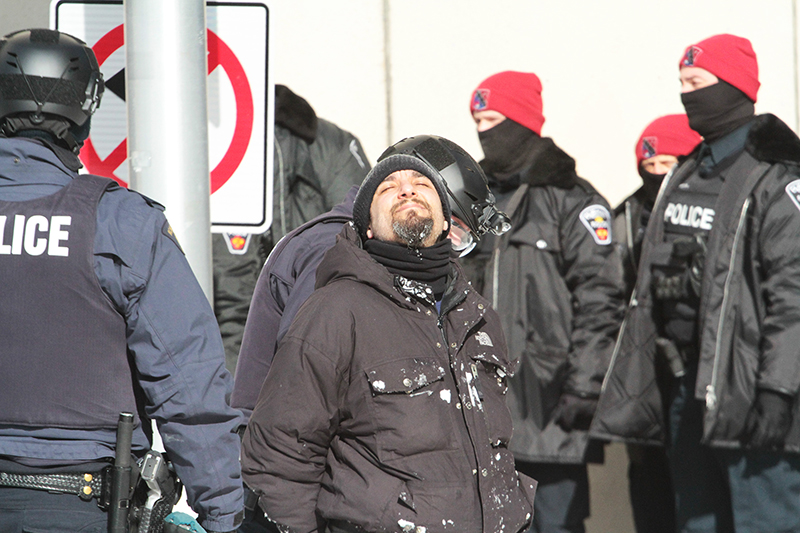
[267,0,799,206]
[2,0,796,207]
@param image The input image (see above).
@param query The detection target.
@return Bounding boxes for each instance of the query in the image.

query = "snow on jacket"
[241,224,537,533]
[462,137,625,464]
[591,114,800,452]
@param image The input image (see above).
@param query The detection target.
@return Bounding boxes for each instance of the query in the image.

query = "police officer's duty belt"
[0,468,109,503]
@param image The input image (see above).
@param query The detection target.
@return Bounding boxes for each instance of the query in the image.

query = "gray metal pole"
[124,0,213,302]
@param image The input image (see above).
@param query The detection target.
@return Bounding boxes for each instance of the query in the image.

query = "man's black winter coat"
[241,225,537,533]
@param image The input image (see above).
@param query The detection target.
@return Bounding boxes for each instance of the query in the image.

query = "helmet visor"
[449,215,477,257]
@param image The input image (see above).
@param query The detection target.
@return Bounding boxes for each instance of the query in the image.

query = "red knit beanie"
[636,114,702,167]
[679,34,760,102]
[470,71,545,135]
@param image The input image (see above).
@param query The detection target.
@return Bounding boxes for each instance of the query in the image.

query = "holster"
[128,450,183,533]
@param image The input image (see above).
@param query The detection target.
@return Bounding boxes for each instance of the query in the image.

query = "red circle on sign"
[84,24,254,194]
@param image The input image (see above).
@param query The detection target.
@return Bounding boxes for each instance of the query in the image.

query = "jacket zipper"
[489,184,527,312]
[275,138,286,235]
[600,287,637,394]
[437,315,448,351]
[624,200,637,275]
[600,169,675,394]
[491,247,500,309]
[706,198,750,410]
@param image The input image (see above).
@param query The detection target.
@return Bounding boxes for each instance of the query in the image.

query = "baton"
[109,412,135,533]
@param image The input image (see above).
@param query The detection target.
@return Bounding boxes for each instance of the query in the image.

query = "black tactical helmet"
[0,29,104,152]
[379,134,511,256]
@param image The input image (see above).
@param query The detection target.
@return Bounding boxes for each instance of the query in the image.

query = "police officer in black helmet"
[0,29,243,532]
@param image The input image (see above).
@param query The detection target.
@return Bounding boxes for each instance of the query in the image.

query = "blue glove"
[163,512,207,533]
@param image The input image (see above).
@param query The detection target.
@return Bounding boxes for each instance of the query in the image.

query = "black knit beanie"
[352,154,451,242]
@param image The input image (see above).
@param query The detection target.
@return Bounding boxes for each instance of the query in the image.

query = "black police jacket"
[463,137,625,464]
[592,114,800,453]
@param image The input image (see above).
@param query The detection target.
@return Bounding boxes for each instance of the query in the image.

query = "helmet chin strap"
[1,115,80,153]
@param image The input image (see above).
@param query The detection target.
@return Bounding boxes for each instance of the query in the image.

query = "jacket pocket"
[365,357,458,459]
[514,345,570,428]
[508,220,561,254]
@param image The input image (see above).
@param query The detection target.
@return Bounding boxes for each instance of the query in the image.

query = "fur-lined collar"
[275,85,318,144]
[744,113,800,164]
[522,136,578,187]
[486,136,578,190]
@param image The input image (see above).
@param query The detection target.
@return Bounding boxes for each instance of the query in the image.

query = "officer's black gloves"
[553,393,598,432]
[741,389,793,450]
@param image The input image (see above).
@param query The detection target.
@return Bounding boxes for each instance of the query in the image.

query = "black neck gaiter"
[364,238,451,299]
[478,119,543,183]
[681,80,755,142]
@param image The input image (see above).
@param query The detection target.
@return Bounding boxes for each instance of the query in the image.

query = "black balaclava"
[681,80,755,142]
[638,166,666,203]
[478,118,547,185]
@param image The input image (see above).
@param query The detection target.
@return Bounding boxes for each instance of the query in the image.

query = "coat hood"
[315,224,420,310]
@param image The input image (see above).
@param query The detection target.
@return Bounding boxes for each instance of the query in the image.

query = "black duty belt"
[0,467,110,505]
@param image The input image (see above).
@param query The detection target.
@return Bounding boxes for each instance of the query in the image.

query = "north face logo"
[785,179,800,213]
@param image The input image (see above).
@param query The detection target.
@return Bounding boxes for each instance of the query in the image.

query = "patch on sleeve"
[579,205,612,245]
[162,220,184,254]
[785,180,800,213]
[224,233,251,255]
[349,139,366,169]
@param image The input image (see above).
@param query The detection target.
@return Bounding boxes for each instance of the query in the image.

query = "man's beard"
[392,212,434,247]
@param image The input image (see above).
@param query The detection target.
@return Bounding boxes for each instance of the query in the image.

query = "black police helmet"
[0,29,104,150]
[379,134,511,255]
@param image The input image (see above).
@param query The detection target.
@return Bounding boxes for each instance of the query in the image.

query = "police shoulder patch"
[785,179,800,213]
[224,233,251,255]
[579,204,612,245]
[162,220,184,254]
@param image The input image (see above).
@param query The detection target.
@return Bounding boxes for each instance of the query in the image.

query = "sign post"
[124,0,214,297]
[51,0,273,237]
